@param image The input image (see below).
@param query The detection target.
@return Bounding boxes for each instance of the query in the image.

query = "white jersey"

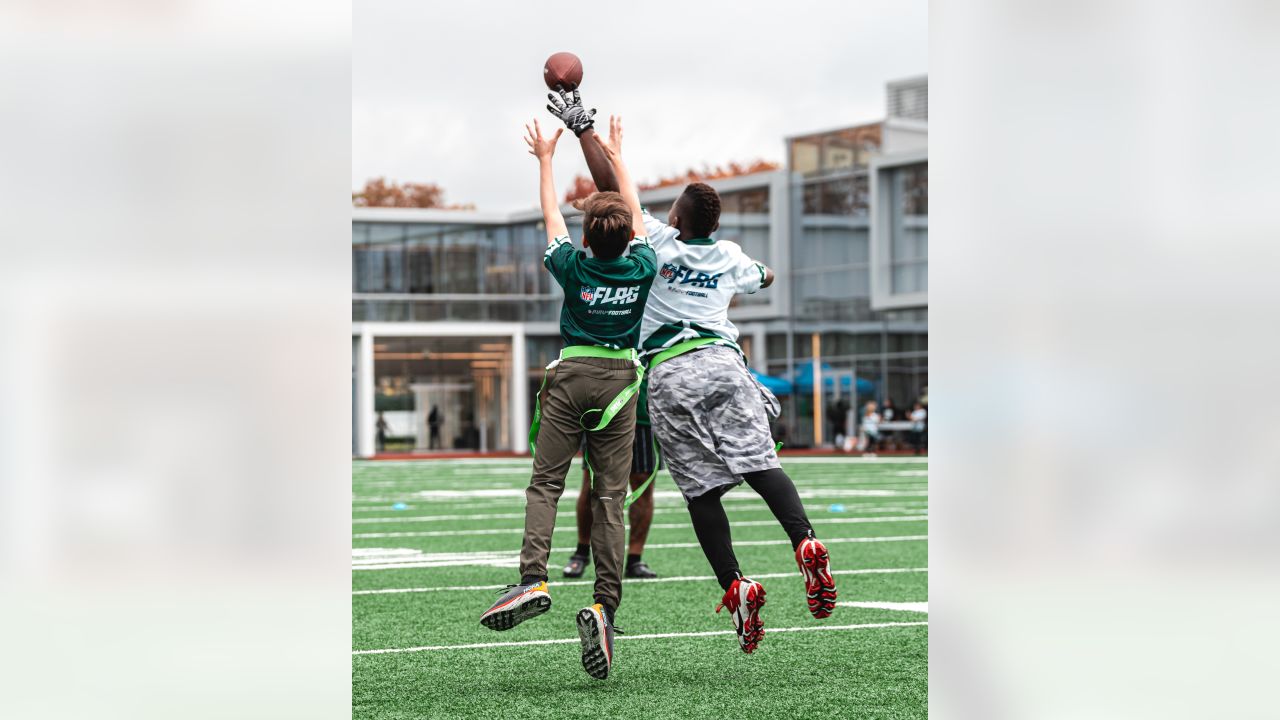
[639,211,766,360]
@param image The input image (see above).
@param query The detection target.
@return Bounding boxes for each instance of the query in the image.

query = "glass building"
[353,76,927,455]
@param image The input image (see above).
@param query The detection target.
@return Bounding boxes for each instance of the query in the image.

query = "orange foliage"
[353,177,475,209]
[639,160,781,190]
[562,159,781,204]
[563,175,598,204]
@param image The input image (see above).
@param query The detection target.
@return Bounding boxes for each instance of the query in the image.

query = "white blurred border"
[933,1,1280,718]
[0,2,350,717]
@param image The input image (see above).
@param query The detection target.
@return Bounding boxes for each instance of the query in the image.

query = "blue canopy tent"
[749,369,793,396]
[792,363,876,395]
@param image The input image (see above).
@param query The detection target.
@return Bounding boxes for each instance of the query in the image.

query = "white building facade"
[353,77,928,456]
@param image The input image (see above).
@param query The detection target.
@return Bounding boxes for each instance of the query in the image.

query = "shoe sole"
[576,608,611,680]
[799,542,837,619]
[479,593,551,632]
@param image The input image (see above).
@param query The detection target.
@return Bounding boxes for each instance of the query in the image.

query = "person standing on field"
[427,406,442,450]
[909,401,927,455]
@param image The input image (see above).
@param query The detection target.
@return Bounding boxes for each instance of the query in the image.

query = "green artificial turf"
[353,457,928,719]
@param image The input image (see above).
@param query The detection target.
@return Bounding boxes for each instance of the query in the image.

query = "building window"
[719,188,770,214]
[888,163,928,295]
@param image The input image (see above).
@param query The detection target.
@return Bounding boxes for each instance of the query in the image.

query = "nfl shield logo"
[580,286,594,302]
[660,263,677,280]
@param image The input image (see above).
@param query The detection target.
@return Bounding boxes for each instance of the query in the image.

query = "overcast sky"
[354,0,927,212]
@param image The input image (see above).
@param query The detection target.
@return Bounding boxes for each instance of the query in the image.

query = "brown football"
[543,52,583,91]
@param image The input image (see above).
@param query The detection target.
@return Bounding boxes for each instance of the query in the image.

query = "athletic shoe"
[563,554,589,578]
[624,561,657,579]
[576,603,619,680]
[479,581,551,631]
[715,577,766,653]
[796,535,837,619]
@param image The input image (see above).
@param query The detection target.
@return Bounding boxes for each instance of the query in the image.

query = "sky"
[354,0,927,212]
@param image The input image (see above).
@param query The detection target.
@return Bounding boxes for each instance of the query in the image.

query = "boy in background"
[562,377,659,581]
[479,118,654,681]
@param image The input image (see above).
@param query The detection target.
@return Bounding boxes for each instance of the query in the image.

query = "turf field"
[352,456,928,719]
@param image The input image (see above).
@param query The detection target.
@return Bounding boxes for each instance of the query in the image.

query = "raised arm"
[591,116,646,239]
[523,119,568,243]
[580,130,620,192]
[546,89,619,192]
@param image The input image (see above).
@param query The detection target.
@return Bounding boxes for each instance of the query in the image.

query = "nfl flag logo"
[580,286,595,302]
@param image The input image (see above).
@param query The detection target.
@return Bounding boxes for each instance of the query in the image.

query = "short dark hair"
[676,182,721,238]
[577,191,632,259]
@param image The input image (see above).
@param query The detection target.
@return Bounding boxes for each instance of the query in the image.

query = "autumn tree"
[640,160,781,190]
[562,160,781,204]
[353,177,475,209]
[563,175,598,204]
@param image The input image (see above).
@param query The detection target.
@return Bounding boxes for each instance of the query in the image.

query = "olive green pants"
[519,356,638,609]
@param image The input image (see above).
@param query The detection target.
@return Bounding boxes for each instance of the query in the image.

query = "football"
[543,52,583,91]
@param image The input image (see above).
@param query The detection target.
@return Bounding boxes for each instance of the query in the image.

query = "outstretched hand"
[591,115,624,160]
[546,88,597,137]
[523,119,563,160]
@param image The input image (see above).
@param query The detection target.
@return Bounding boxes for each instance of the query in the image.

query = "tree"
[352,177,474,209]
[641,160,781,190]
[563,175,598,204]
[561,159,781,204]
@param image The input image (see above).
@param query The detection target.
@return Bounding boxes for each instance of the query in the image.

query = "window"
[720,188,770,214]
[888,163,928,295]
[802,176,868,216]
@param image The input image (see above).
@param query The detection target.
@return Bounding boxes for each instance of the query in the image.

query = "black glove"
[546,88,597,137]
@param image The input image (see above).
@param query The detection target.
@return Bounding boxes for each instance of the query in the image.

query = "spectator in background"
[881,398,896,422]
[909,402,927,455]
[376,412,389,452]
[428,406,442,450]
[830,397,850,445]
[860,401,882,456]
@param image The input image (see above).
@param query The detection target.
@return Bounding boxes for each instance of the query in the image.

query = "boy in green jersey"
[480,117,654,681]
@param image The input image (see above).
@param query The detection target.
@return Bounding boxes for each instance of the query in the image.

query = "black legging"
[686,468,814,590]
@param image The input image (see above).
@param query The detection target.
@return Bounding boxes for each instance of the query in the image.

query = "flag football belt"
[528,346,645,489]
[641,336,784,467]
[615,338,730,505]
[644,336,735,371]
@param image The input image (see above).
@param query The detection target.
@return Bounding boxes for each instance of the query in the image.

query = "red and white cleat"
[796,535,837,619]
[715,577,767,653]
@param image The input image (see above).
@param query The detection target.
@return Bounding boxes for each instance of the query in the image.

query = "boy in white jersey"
[554,107,838,654]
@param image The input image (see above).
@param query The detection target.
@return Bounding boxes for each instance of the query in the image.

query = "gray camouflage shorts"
[647,345,782,499]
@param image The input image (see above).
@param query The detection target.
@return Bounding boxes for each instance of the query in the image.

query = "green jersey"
[543,234,656,350]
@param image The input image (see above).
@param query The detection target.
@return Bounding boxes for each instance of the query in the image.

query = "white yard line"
[352,515,928,539]
[353,488,927,503]
[352,535,928,571]
[353,456,925,468]
[837,601,928,613]
[353,621,927,655]
[352,473,928,486]
[351,503,928,524]
[770,457,928,464]
[353,566,928,595]
[351,499,928,514]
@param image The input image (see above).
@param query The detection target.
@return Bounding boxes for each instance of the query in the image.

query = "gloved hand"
[546,88,597,137]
